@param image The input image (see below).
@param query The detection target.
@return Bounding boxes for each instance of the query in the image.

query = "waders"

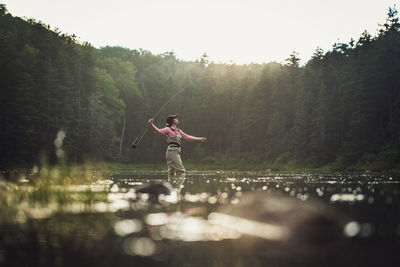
[166,129,186,190]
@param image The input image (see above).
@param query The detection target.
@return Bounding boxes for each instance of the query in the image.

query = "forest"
[1,3,399,170]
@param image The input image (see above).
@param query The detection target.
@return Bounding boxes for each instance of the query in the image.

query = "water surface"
[1,171,399,266]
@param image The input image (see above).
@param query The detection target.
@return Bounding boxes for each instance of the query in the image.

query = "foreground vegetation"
[1,3,399,170]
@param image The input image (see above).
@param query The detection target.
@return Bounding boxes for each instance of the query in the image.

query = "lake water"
[1,171,399,266]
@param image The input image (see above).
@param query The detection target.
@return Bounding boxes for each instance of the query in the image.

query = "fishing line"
[131,75,217,150]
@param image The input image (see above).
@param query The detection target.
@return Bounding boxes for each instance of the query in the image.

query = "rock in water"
[135,182,175,203]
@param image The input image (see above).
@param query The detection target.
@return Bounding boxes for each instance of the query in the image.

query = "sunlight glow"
[208,212,290,240]
[3,0,397,64]
[114,219,143,236]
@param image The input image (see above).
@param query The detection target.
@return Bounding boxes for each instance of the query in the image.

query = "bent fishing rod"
[130,75,217,150]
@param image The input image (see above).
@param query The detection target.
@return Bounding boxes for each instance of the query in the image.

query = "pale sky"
[2,0,399,64]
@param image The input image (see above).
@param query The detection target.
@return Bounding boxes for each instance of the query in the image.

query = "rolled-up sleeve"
[156,127,170,136]
[179,129,194,140]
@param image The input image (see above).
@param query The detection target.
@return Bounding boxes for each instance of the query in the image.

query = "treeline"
[0,3,399,169]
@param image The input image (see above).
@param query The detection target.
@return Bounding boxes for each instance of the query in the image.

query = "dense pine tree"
[0,4,399,170]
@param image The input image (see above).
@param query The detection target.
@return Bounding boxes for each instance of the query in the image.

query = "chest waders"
[166,129,186,189]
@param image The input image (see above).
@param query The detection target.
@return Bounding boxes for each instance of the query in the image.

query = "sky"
[2,0,399,64]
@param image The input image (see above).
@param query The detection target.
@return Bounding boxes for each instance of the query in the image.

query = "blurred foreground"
[1,169,400,267]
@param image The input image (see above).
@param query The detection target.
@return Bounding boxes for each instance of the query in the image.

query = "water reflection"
[208,212,289,241]
[344,221,361,237]
[0,171,399,266]
[123,237,156,256]
[114,219,143,236]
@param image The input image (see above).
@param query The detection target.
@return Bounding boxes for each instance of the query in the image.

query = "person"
[148,114,206,188]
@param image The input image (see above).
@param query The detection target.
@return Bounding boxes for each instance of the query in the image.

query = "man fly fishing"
[148,115,207,188]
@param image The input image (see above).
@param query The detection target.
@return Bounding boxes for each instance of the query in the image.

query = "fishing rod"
[130,75,217,150]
